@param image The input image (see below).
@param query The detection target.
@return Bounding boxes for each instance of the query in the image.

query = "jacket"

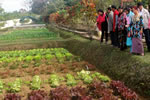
[138,8,150,29]
[113,10,119,32]
[97,13,106,31]
[108,11,113,33]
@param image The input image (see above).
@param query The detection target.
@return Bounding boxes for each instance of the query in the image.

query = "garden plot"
[0,48,139,100]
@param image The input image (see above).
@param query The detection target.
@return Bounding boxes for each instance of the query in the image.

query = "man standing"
[112,5,119,47]
[107,7,114,45]
[138,2,150,52]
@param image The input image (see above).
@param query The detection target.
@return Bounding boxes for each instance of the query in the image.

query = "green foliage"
[49,74,64,88]
[0,28,59,41]
[77,70,93,84]
[22,64,29,68]
[92,72,110,82]
[33,55,42,61]
[45,54,54,60]
[65,53,73,61]
[55,53,65,63]
[0,11,37,21]
[7,79,22,93]
[66,74,77,86]
[25,56,33,62]
[98,75,110,82]
[0,80,3,93]
[31,76,42,90]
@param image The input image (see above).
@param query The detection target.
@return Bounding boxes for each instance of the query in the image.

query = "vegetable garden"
[0,47,139,100]
[0,28,59,41]
[0,26,143,100]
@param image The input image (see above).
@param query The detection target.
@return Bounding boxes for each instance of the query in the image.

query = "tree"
[0,6,4,14]
[30,0,48,14]
[64,0,80,6]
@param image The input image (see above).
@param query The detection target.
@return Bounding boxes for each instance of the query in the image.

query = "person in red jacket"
[97,9,108,43]
[112,5,119,47]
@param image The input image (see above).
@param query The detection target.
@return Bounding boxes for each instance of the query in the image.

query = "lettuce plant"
[25,56,33,62]
[55,53,65,63]
[77,70,93,84]
[50,86,71,100]
[66,74,77,86]
[70,86,88,99]
[49,74,64,88]
[4,93,21,100]
[33,55,42,61]
[31,76,42,90]
[92,72,110,82]
[28,90,49,100]
[7,78,22,93]
[0,80,3,93]
[45,54,54,60]
[111,80,139,100]
[65,53,73,61]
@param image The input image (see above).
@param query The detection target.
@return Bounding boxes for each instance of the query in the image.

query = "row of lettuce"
[0,70,110,93]
[0,48,76,64]
[2,70,138,100]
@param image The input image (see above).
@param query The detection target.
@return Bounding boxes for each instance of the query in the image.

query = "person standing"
[131,6,144,56]
[97,9,108,43]
[112,5,119,47]
[138,2,150,52]
[107,7,114,45]
[117,6,129,51]
[124,7,134,52]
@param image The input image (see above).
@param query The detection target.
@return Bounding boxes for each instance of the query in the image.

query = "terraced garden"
[0,48,139,100]
[0,27,145,100]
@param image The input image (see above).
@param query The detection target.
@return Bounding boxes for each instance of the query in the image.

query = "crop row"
[0,48,76,64]
[0,70,110,93]
[2,70,139,100]
[3,79,138,100]
[0,28,59,41]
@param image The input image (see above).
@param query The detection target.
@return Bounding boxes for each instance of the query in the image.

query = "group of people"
[96,2,150,56]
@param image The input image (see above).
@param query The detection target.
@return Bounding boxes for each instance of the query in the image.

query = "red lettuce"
[111,80,139,100]
[27,90,49,100]
[50,86,71,100]
[4,93,21,100]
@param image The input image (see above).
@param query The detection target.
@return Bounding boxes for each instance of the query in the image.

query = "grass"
[47,25,150,98]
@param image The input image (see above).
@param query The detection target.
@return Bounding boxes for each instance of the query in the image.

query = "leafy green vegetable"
[31,75,42,90]
[98,75,110,82]
[25,56,33,62]
[7,78,22,93]
[66,74,77,86]
[0,80,3,93]
[33,55,42,61]
[45,54,54,60]
[65,53,73,61]
[49,74,63,88]
[77,70,93,84]
[92,72,110,82]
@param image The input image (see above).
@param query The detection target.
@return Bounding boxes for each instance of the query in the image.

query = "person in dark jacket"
[112,5,119,47]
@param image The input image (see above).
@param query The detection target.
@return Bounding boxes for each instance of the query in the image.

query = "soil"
[0,57,98,100]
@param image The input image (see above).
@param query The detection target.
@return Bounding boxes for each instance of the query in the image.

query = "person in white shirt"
[138,2,150,52]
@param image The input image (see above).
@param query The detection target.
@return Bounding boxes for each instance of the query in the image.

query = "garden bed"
[0,48,140,100]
